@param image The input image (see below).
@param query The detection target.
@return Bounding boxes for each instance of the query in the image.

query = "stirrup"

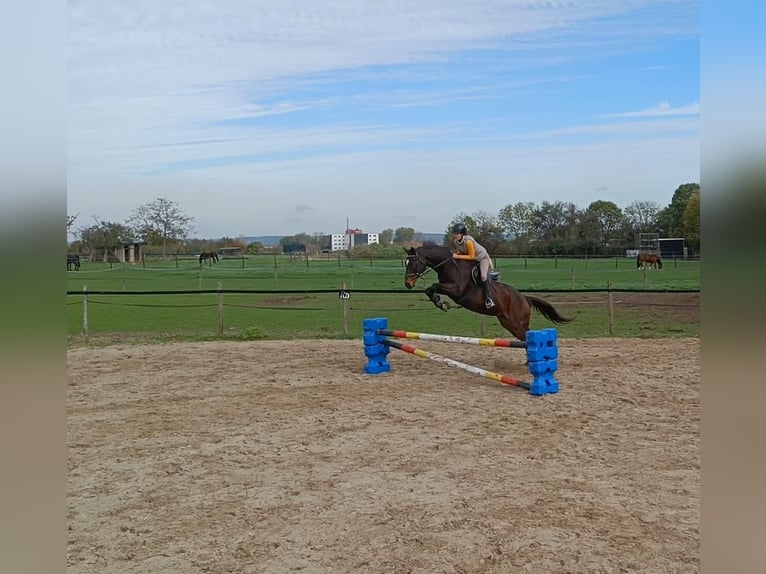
[485,298,495,309]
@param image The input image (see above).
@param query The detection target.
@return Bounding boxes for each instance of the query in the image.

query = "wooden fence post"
[82,284,89,337]
[217,282,224,335]
[341,281,349,335]
[607,281,614,336]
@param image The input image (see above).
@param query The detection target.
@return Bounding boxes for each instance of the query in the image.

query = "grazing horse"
[67,254,81,271]
[636,253,663,269]
[199,251,219,265]
[403,245,573,341]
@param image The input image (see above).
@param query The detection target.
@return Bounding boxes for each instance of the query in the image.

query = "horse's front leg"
[425,284,452,312]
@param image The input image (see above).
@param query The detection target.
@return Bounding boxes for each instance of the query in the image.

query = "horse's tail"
[525,295,574,324]
[657,256,663,269]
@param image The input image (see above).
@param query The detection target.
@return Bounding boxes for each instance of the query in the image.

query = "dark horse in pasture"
[67,254,81,271]
[404,245,573,341]
[636,253,663,269]
[199,251,220,265]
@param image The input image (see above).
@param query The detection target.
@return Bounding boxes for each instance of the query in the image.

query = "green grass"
[67,256,700,343]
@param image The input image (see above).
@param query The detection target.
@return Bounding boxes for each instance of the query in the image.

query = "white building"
[330,234,349,251]
[330,231,380,251]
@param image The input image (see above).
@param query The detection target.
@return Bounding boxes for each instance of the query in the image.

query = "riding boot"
[482,280,495,309]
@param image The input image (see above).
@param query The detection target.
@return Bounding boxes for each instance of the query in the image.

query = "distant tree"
[585,200,624,246]
[77,218,134,261]
[128,197,194,259]
[393,226,416,244]
[623,200,661,233]
[576,210,606,255]
[657,183,700,237]
[498,202,536,254]
[67,213,78,236]
[682,189,701,253]
[246,241,265,254]
[531,201,569,241]
[379,228,394,245]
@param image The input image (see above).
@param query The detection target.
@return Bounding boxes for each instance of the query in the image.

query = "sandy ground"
[67,337,699,573]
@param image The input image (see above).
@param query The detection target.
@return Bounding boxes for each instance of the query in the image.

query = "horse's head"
[403,247,428,289]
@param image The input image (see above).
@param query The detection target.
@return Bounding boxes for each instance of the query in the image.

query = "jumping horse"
[636,253,663,269]
[404,245,573,342]
[199,251,220,265]
[67,254,81,271]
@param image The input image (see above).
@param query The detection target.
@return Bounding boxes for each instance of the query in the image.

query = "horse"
[67,254,81,271]
[403,245,573,342]
[636,253,663,269]
[199,251,219,265]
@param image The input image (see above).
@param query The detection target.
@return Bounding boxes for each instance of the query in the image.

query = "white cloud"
[603,101,700,118]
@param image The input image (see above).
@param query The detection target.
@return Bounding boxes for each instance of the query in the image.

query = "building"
[330,228,380,251]
[658,238,688,259]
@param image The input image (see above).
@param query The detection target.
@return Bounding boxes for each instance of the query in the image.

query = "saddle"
[470,267,500,284]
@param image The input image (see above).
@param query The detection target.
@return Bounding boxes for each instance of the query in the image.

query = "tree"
[393,227,416,244]
[657,183,700,237]
[379,228,394,245]
[682,189,701,254]
[128,198,194,259]
[531,201,569,241]
[67,213,80,245]
[623,200,660,233]
[498,202,536,254]
[77,218,134,261]
[280,232,317,253]
[585,200,624,246]
[576,210,606,254]
[246,241,265,254]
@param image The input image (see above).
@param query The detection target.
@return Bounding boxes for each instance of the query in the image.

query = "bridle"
[405,251,455,283]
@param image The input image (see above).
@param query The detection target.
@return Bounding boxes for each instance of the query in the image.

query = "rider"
[450,222,495,308]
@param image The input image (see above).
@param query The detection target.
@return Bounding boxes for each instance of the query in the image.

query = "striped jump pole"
[363,317,559,396]
[384,338,531,391]
[378,329,527,349]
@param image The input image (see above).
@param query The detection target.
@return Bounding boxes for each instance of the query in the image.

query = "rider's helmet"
[451,222,467,235]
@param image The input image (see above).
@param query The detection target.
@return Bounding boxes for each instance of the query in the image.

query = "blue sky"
[67,0,699,238]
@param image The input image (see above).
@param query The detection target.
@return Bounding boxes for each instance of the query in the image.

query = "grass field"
[66,255,700,343]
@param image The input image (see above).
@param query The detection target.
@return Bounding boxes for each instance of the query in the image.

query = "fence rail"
[66,286,699,341]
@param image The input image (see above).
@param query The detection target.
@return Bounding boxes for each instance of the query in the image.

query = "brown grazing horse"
[403,245,573,341]
[199,251,220,265]
[636,253,663,269]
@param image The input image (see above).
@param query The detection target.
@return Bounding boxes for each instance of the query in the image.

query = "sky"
[67,0,700,238]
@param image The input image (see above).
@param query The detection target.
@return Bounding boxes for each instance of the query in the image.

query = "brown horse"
[199,251,219,265]
[403,245,573,341]
[636,253,663,269]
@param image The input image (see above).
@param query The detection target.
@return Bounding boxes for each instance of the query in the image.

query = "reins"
[407,252,458,282]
